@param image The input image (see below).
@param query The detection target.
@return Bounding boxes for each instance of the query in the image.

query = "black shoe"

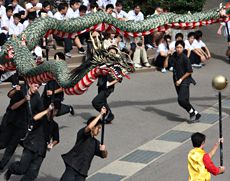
[78,48,86,54]
[69,106,75,116]
[4,170,11,180]
[189,112,195,121]
[195,113,201,120]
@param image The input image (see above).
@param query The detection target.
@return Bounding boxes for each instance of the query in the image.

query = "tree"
[121,0,207,16]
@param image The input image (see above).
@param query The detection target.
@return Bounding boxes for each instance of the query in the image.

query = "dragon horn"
[96,34,102,49]
[90,31,98,50]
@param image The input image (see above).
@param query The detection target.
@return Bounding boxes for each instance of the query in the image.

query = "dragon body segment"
[0,8,227,95]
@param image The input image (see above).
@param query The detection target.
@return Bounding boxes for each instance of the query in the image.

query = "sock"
[189,108,194,114]
[194,110,198,115]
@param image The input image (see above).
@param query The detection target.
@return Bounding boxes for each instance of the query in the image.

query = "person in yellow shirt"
[188,132,225,181]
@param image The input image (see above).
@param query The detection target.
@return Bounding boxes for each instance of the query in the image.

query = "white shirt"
[156,43,168,57]
[12,4,25,14]
[0,5,6,18]
[9,21,23,36]
[185,40,194,50]
[169,41,176,51]
[53,12,66,20]
[0,5,6,27]
[82,0,89,6]
[1,15,13,32]
[25,2,42,17]
[66,8,79,19]
[127,10,144,21]
[23,20,29,30]
[47,11,53,18]
[112,10,128,19]
[192,39,206,49]
[97,0,117,8]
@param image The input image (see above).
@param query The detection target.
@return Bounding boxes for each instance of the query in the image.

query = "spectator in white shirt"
[1,5,14,35]
[23,12,36,30]
[54,2,73,58]
[25,0,42,17]
[39,1,53,18]
[169,33,184,53]
[97,0,116,9]
[127,4,144,22]
[184,32,202,67]
[154,35,173,73]
[193,30,211,62]
[0,0,6,22]
[77,5,90,48]
[11,0,26,18]
[112,2,127,21]
[105,4,114,15]
[66,0,81,19]
[9,13,23,37]
[87,2,99,14]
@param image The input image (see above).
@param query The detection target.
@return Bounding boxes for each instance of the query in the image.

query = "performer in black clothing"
[60,107,108,181]
[172,40,201,123]
[0,83,43,170]
[42,80,75,116]
[92,46,120,123]
[4,102,60,181]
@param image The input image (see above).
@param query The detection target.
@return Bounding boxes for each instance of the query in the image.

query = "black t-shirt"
[62,127,104,177]
[8,90,27,128]
[97,75,115,95]
[172,53,194,85]
[42,80,64,108]
[23,117,59,157]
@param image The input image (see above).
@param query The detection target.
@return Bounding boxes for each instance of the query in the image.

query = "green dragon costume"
[0,7,228,95]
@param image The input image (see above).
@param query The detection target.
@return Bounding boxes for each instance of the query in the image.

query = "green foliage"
[122,0,207,16]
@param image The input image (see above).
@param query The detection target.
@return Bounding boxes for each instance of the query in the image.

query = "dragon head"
[90,32,134,82]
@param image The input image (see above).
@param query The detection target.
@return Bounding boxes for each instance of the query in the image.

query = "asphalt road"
[1,0,230,181]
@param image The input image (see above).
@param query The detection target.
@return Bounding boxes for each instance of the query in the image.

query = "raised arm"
[85,107,107,133]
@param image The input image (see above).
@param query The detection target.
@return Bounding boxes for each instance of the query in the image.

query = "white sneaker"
[192,64,202,68]
[161,68,167,73]
[144,62,151,67]
[146,44,153,49]
[65,52,72,58]
[134,63,142,68]
[169,67,173,71]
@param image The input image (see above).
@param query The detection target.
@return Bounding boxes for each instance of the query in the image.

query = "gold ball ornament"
[212,75,228,91]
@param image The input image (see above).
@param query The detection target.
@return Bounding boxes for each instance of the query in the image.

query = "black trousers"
[9,148,44,181]
[43,97,70,117]
[54,35,72,53]
[60,165,86,181]
[189,51,201,64]
[56,103,71,117]
[175,83,194,113]
[92,90,114,122]
[0,124,26,169]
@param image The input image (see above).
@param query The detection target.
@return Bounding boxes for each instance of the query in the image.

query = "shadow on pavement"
[73,96,222,110]
[142,106,186,122]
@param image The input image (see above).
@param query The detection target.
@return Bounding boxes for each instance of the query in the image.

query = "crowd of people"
[0,0,226,180]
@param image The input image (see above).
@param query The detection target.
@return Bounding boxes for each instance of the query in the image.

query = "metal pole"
[219,92,223,166]
[101,115,105,145]
[45,37,49,61]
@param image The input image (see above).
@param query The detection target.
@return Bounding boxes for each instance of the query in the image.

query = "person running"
[171,40,201,123]
[60,106,108,181]
[4,102,60,181]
